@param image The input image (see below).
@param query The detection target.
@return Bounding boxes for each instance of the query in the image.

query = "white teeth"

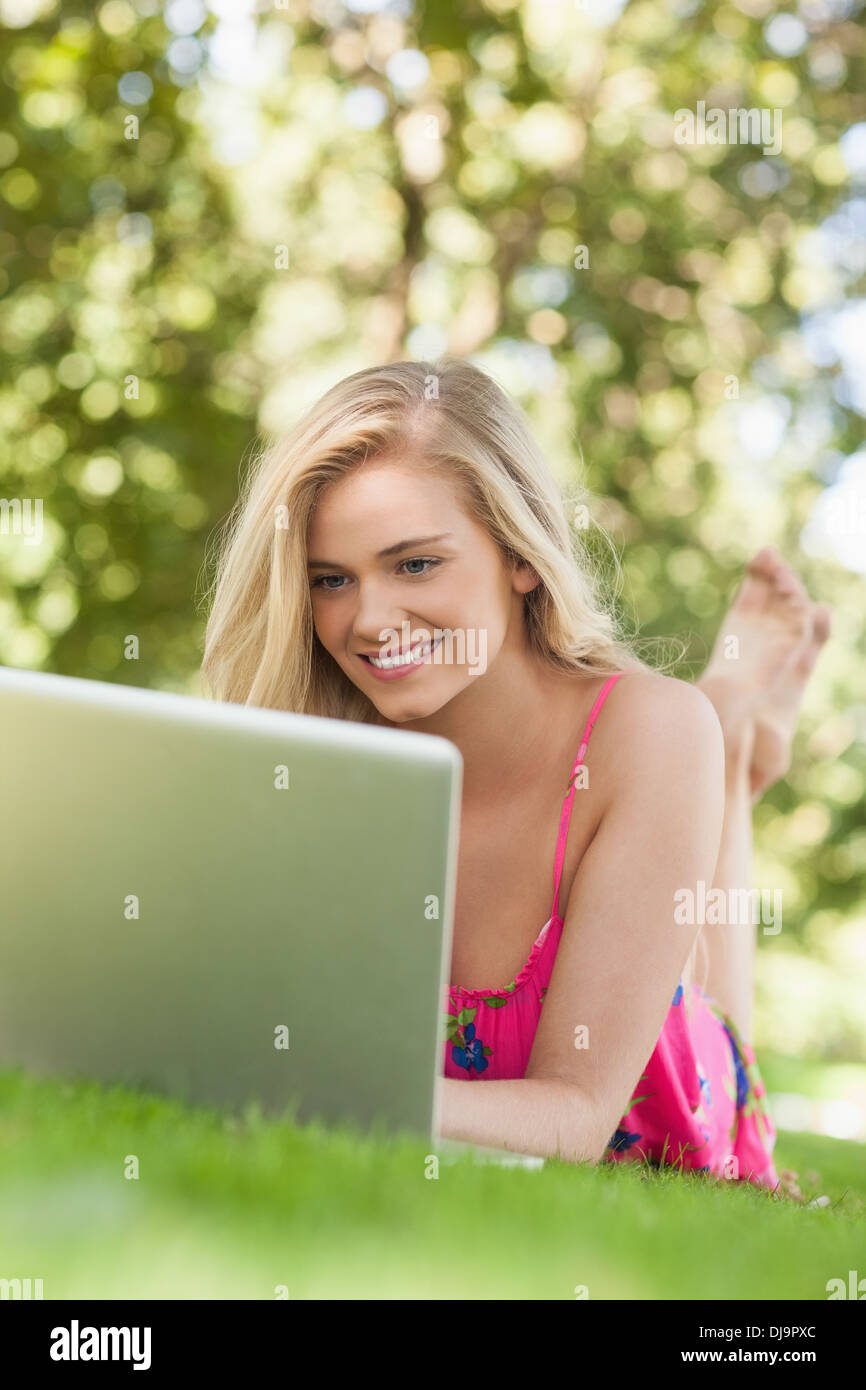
[368,636,440,669]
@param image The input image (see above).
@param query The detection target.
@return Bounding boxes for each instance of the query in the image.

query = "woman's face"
[306,455,539,724]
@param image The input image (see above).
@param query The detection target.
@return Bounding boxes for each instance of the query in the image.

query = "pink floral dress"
[441,673,779,1188]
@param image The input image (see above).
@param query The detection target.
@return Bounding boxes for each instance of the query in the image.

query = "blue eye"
[311,557,441,590]
[400,557,439,576]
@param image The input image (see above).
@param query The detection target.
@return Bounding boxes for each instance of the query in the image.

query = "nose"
[351,576,412,650]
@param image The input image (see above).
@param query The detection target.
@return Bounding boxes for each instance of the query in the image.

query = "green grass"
[1,1069,864,1300]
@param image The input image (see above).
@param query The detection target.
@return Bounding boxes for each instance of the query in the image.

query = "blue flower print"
[451,1022,489,1075]
[723,1023,750,1108]
[608,1128,642,1153]
[672,982,683,1007]
[699,1071,712,1111]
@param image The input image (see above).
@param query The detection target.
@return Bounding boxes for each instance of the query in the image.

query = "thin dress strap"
[550,672,625,922]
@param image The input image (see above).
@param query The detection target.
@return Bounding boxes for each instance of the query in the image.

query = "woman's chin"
[369,683,458,724]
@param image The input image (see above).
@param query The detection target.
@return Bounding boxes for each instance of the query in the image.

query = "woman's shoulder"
[583,668,725,784]
[605,667,723,722]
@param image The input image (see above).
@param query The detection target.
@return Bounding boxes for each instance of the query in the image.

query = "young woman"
[202,357,831,1190]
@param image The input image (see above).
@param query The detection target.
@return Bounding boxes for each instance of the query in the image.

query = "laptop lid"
[0,666,462,1142]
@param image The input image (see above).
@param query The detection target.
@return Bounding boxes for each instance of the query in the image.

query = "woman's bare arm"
[437,1074,607,1162]
[436,673,726,1164]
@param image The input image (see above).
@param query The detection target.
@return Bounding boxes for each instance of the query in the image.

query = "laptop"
[0,665,543,1170]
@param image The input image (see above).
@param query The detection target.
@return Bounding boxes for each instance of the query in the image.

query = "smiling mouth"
[360,635,443,670]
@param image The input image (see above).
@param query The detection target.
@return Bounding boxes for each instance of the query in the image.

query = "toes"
[740,545,799,611]
[812,603,832,645]
[778,595,813,645]
[737,550,776,610]
[791,602,832,679]
[778,590,812,625]
[790,603,832,680]
[747,545,780,578]
[743,546,779,597]
[771,560,808,603]
[767,578,811,625]
[748,545,809,605]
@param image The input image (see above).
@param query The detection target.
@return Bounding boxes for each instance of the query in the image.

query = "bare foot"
[777,1168,806,1202]
[750,605,832,800]
[697,546,831,798]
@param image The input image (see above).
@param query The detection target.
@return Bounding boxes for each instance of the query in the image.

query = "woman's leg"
[692,704,756,1041]
[693,547,832,1044]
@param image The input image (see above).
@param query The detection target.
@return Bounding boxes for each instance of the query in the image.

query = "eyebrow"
[307,533,455,570]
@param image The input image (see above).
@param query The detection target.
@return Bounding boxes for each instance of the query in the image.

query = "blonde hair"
[199,355,706,994]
